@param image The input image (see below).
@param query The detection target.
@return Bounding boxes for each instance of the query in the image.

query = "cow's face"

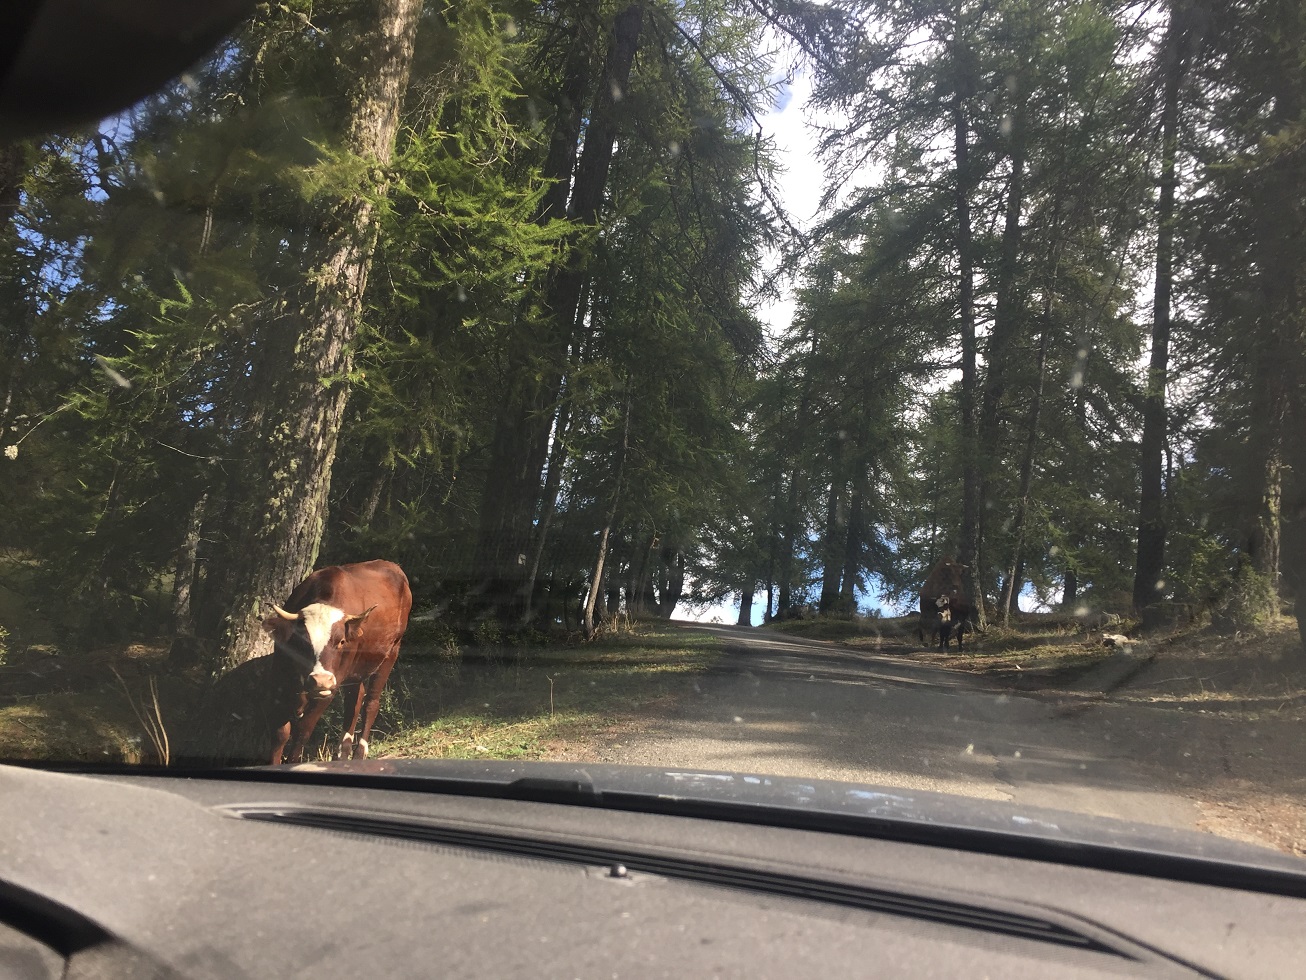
[261,602,375,699]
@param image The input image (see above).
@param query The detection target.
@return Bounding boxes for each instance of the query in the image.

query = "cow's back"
[920,557,967,607]
[286,560,412,647]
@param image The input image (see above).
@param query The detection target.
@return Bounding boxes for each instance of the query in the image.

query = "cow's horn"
[349,604,378,623]
[271,603,299,621]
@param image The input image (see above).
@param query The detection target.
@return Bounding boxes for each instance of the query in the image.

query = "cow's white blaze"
[299,602,346,661]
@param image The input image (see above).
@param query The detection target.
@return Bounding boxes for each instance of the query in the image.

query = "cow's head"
[261,602,376,699]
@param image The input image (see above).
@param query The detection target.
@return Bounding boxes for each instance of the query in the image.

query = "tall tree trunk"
[737,582,756,626]
[1249,324,1287,616]
[0,139,32,443]
[777,472,802,617]
[628,529,657,618]
[1006,559,1025,616]
[523,399,574,620]
[171,492,208,635]
[356,463,390,529]
[657,549,686,619]
[999,325,1049,625]
[0,140,27,229]
[1062,567,1079,610]
[212,0,421,665]
[818,456,845,613]
[605,575,622,621]
[953,80,982,626]
[1000,261,1054,625]
[979,88,1027,469]
[1246,50,1302,620]
[476,5,643,617]
[764,542,775,622]
[839,488,864,612]
[1133,27,1183,623]
[979,87,1027,619]
[584,397,631,638]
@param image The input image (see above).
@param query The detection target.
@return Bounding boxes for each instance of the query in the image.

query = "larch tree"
[213,0,423,665]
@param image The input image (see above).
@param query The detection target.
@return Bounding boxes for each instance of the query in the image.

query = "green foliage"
[1216,563,1280,633]
[5,0,1306,658]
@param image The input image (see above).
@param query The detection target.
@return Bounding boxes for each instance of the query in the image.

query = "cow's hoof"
[334,733,355,761]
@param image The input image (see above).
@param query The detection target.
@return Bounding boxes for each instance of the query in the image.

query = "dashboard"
[2,762,1303,978]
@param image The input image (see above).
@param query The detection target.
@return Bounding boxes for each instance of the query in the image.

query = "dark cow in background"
[918,555,975,650]
[260,559,412,764]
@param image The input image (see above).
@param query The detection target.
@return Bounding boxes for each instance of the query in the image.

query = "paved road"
[588,623,1212,831]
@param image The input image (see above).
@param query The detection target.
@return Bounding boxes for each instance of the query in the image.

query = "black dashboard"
[2,762,1303,978]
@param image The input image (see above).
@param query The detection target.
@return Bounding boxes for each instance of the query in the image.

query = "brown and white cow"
[918,555,974,650]
[261,559,412,765]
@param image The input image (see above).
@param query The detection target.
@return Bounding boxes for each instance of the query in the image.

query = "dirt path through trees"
[578,625,1306,855]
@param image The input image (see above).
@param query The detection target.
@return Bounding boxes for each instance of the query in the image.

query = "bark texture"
[214,0,421,665]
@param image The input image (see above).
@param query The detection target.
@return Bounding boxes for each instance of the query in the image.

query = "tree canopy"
[4,0,1306,661]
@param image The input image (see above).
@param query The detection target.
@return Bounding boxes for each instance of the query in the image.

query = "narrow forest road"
[582,624,1306,847]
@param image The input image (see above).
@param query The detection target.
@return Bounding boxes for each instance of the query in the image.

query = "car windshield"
[1,0,1303,858]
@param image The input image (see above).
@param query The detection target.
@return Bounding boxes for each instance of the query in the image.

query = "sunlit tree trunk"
[214,0,421,665]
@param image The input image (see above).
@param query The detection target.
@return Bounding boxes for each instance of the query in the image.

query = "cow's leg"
[335,680,365,760]
[270,720,292,766]
[353,650,399,759]
[286,694,334,764]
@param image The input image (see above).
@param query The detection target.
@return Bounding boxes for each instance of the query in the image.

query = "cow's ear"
[261,612,280,636]
[344,605,378,641]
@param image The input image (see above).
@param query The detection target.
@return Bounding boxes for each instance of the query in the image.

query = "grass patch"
[327,622,723,762]
[0,620,722,766]
[0,691,145,762]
